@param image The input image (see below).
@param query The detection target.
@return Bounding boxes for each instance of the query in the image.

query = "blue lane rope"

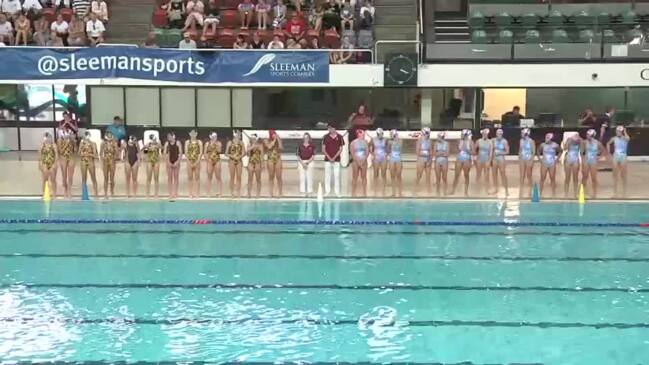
[0,218,646,228]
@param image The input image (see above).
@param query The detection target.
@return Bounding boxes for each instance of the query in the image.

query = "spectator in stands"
[50,13,69,46]
[68,15,87,46]
[267,34,284,49]
[340,0,354,31]
[141,31,159,48]
[14,14,30,46]
[233,34,250,49]
[86,12,105,46]
[178,31,196,49]
[90,0,108,22]
[310,4,324,33]
[22,0,43,17]
[2,0,21,18]
[54,0,72,8]
[286,38,300,49]
[238,0,254,30]
[33,16,51,46]
[348,104,373,129]
[359,0,374,29]
[330,36,354,63]
[309,36,322,49]
[290,0,301,13]
[272,0,287,29]
[285,12,305,40]
[579,108,597,128]
[298,38,308,48]
[73,0,92,19]
[256,0,270,30]
[183,6,204,33]
[186,0,204,15]
[167,0,184,28]
[250,31,265,48]
[201,0,219,40]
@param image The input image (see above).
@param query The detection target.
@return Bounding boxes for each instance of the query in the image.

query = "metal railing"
[373,40,421,63]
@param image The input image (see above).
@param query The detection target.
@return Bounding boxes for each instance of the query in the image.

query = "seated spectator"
[290,0,301,13]
[141,31,159,48]
[267,34,284,49]
[185,0,204,15]
[183,7,204,32]
[85,12,105,46]
[285,12,305,40]
[33,16,51,46]
[73,0,92,19]
[340,0,354,31]
[233,34,250,49]
[167,0,184,28]
[238,0,254,29]
[330,35,353,64]
[201,0,220,41]
[272,0,287,29]
[579,108,597,127]
[178,32,196,49]
[298,38,308,49]
[309,36,322,49]
[256,0,270,30]
[286,37,301,49]
[22,0,43,18]
[54,0,72,8]
[322,1,341,30]
[359,0,374,29]
[250,31,265,48]
[90,0,108,22]
[2,0,22,18]
[14,14,31,46]
[310,4,324,33]
[50,13,69,46]
[68,15,87,46]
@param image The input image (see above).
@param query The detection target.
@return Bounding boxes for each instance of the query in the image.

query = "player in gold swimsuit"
[185,130,203,199]
[144,134,162,198]
[246,133,264,198]
[39,132,58,199]
[79,131,99,198]
[100,131,119,199]
[57,129,76,199]
[264,129,284,197]
[204,132,223,197]
[225,130,244,197]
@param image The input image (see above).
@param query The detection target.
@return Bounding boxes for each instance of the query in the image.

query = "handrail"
[373,40,421,63]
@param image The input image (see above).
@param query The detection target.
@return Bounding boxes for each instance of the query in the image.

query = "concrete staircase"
[373,0,418,62]
[433,15,470,43]
[106,0,155,44]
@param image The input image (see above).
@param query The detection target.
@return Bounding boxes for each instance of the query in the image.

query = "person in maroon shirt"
[322,123,344,196]
[284,12,305,40]
[297,132,315,196]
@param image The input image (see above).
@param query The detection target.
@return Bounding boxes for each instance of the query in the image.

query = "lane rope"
[0,218,646,227]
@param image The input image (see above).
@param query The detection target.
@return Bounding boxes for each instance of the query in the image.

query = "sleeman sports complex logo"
[243,53,317,79]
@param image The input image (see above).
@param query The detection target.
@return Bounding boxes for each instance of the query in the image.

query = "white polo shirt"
[0,21,13,36]
[86,19,105,38]
[51,20,69,34]
[1,0,21,15]
[23,0,43,11]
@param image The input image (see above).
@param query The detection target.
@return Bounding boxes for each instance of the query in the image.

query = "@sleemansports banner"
[0,47,330,83]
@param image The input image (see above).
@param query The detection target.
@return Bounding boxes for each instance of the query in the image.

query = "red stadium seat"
[272,29,285,42]
[220,10,238,28]
[61,7,74,22]
[202,26,218,41]
[218,28,236,48]
[323,28,340,48]
[152,9,168,28]
[305,29,320,43]
[42,7,56,23]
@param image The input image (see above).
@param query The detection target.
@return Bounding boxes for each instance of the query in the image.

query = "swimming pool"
[1,200,649,364]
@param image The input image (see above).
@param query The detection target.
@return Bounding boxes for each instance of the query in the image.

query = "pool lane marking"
[0,218,647,228]
[1,317,648,330]
[3,283,649,293]
[3,253,649,262]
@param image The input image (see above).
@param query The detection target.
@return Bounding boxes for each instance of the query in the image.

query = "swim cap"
[376,128,384,137]
[545,133,553,141]
[189,129,197,136]
[437,131,446,139]
[522,128,530,137]
[390,129,398,138]
[462,129,472,138]
[587,129,596,137]
[149,133,156,140]
[616,126,624,132]
[422,127,431,135]
[210,132,218,139]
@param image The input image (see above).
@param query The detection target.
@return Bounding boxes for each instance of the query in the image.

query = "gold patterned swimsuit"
[57,138,74,161]
[103,139,118,165]
[267,140,280,164]
[41,143,56,170]
[187,140,200,164]
[79,139,95,167]
[249,144,263,166]
[147,142,161,164]
[206,142,220,164]
[228,141,243,165]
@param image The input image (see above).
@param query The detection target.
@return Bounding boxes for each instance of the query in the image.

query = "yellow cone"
[43,181,51,202]
[578,184,585,204]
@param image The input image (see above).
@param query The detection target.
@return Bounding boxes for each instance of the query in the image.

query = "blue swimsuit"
[612,137,628,163]
[584,140,599,166]
[542,142,558,167]
[419,139,431,164]
[477,139,491,164]
[566,141,581,165]
[354,141,368,160]
[520,138,533,161]
[435,140,448,166]
[458,139,472,162]
[389,140,401,163]
[373,137,387,163]
[494,138,507,162]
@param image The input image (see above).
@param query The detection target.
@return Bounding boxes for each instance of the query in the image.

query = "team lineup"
[38,124,631,200]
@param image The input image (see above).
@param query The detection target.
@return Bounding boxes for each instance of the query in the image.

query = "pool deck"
[1,152,648,200]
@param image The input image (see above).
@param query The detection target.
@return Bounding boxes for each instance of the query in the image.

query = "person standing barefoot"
[607,126,630,197]
[144,134,162,199]
[387,129,402,197]
[204,132,223,197]
[185,130,203,199]
[226,131,244,197]
[100,131,118,199]
[538,133,560,197]
[265,129,283,197]
[415,128,432,196]
[123,135,141,198]
[39,132,58,199]
[350,129,369,197]
[433,132,449,196]
[164,133,182,200]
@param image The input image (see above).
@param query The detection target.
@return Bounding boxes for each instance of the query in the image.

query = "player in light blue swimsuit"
[433,131,449,196]
[492,128,509,196]
[475,128,492,194]
[387,129,403,197]
[416,128,433,196]
[563,133,582,198]
[451,129,474,196]
[607,126,630,196]
[581,128,606,198]
[538,133,560,197]
[518,128,536,198]
[370,128,388,197]
[350,129,369,197]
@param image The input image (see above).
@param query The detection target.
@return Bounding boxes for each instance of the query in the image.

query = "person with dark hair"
[185,129,203,198]
[164,132,182,199]
[79,130,99,198]
[144,133,162,199]
[123,135,141,198]
[107,116,126,142]
[322,123,344,197]
[100,130,118,199]
[204,132,223,197]
[501,106,524,127]
[581,129,608,198]
[596,106,615,143]
[226,130,244,197]
[246,133,264,198]
[265,129,284,197]
[39,132,58,199]
[297,132,315,196]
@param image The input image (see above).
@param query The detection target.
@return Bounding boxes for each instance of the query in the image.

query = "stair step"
[373,5,416,16]
[435,26,469,30]
[373,0,414,6]
[374,25,417,40]
[108,23,151,37]
[375,14,415,25]
[435,40,471,44]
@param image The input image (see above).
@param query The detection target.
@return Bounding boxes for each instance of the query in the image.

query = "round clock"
[384,54,417,86]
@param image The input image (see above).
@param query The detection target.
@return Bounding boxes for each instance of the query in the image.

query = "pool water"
[1,200,649,365]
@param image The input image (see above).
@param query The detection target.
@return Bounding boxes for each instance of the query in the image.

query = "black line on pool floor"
[2,253,649,262]
[2,316,648,329]
[10,362,545,365]
[0,228,643,237]
[3,283,648,293]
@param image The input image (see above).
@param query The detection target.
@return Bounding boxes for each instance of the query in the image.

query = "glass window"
[17,84,54,122]
[54,84,87,123]
[161,88,196,127]
[232,89,252,129]
[125,87,160,126]
[0,85,17,121]
[197,89,231,127]
[91,87,124,125]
